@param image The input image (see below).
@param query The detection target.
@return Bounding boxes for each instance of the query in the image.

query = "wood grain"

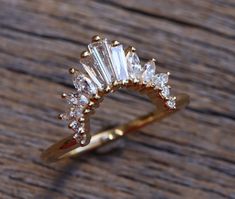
[0,0,235,198]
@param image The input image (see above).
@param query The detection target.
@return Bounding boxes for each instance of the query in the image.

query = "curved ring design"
[41,35,190,163]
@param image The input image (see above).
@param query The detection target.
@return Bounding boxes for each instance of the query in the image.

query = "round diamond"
[154,73,169,88]
[67,93,79,105]
[69,107,83,118]
[161,86,170,98]
[166,97,176,109]
[69,120,85,134]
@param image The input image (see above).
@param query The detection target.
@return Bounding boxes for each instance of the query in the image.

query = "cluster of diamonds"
[59,36,176,145]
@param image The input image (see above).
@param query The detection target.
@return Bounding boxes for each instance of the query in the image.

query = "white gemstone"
[70,120,81,130]
[59,113,70,120]
[126,51,143,80]
[110,44,129,81]
[66,93,79,105]
[66,93,89,107]
[161,86,170,98]
[69,107,83,118]
[79,95,89,106]
[166,97,176,109]
[88,39,115,84]
[80,56,105,90]
[73,74,97,95]
[70,121,84,134]
[142,60,156,83]
[153,73,169,88]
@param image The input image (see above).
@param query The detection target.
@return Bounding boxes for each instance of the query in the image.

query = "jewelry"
[41,35,189,163]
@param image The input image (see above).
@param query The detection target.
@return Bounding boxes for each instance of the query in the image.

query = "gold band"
[41,93,189,163]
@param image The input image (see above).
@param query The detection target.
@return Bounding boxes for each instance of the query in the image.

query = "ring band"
[41,35,190,163]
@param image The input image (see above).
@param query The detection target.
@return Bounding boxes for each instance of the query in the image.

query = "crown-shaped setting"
[59,36,177,146]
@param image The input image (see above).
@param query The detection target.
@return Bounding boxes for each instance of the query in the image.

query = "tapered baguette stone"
[110,44,129,81]
[80,56,105,90]
[88,39,115,85]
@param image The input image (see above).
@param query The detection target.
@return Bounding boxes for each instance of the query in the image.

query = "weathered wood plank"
[0,0,235,198]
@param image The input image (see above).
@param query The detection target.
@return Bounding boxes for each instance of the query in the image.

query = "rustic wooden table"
[1,0,235,199]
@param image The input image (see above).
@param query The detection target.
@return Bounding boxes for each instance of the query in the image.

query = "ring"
[41,35,190,163]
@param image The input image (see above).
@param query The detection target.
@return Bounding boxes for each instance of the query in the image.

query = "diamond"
[69,120,84,134]
[153,73,169,88]
[79,95,89,106]
[73,74,97,95]
[110,44,129,81]
[166,97,176,109]
[126,51,143,80]
[161,86,170,98]
[66,93,89,107]
[66,93,79,105]
[69,107,83,118]
[88,39,115,84]
[142,60,156,83]
[80,56,105,90]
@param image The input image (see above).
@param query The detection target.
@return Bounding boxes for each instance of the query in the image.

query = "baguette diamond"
[88,39,115,85]
[80,56,105,90]
[60,36,178,142]
[110,44,129,81]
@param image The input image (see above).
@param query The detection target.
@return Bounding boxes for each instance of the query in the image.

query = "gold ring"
[41,35,190,163]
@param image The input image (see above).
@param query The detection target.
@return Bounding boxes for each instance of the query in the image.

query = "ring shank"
[41,93,189,163]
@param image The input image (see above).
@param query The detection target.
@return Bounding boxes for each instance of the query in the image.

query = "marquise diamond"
[73,74,97,95]
[126,51,143,80]
[142,60,156,83]
[80,56,105,90]
[110,44,129,81]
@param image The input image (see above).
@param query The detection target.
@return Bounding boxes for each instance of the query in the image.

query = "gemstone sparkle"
[126,51,143,80]
[88,39,115,85]
[110,44,129,81]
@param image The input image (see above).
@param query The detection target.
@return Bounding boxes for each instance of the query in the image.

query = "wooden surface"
[1,0,235,198]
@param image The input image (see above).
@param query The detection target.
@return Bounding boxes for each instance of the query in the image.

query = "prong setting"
[60,35,176,146]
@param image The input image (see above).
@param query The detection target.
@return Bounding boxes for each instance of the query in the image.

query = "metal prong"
[61,93,67,99]
[68,122,73,129]
[111,40,120,47]
[88,101,95,107]
[113,80,119,86]
[133,78,139,83]
[81,50,90,58]
[94,94,101,100]
[69,68,76,74]
[84,109,91,114]
[151,58,157,62]
[167,72,171,76]
[105,86,111,92]
[58,113,64,120]
[126,46,136,53]
[79,117,85,122]
[92,35,102,42]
